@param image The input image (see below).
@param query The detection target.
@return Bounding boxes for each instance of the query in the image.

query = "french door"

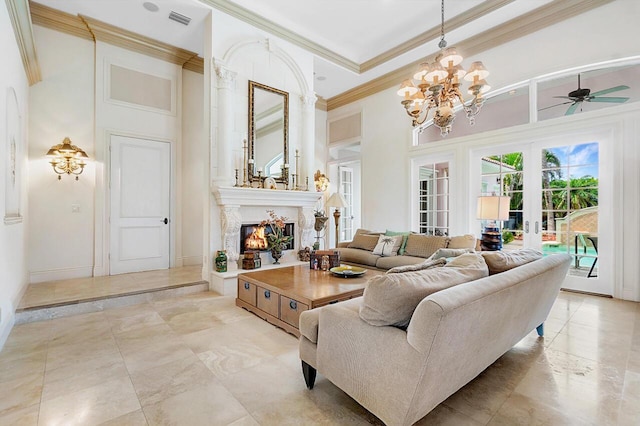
[110,135,171,275]
[472,133,612,296]
[339,166,354,242]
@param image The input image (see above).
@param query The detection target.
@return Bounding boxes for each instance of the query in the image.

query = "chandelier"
[397,0,490,136]
[46,137,89,180]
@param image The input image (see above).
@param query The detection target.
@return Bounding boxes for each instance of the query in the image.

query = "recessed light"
[143,2,159,12]
[316,76,327,81]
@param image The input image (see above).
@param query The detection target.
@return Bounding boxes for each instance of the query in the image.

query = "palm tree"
[554,176,598,210]
[541,149,562,232]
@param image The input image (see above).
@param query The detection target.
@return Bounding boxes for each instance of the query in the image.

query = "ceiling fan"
[540,74,630,115]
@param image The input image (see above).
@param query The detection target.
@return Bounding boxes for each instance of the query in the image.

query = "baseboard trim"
[29,266,93,284]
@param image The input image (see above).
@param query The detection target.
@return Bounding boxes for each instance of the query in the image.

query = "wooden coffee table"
[236,265,382,337]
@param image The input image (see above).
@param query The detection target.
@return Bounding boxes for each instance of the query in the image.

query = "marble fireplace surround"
[211,186,321,294]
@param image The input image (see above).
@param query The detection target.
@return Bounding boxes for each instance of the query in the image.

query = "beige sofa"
[299,253,571,426]
[337,229,478,270]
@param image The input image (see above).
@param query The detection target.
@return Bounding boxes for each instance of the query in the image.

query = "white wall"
[28,27,95,282]
[0,1,30,348]
[182,69,205,265]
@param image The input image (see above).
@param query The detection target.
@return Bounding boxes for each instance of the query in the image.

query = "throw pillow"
[359,255,489,327]
[445,253,488,269]
[428,248,473,260]
[347,233,380,251]
[481,248,543,275]
[404,234,448,258]
[386,258,446,274]
[447,234,477,250]
[372,235,403,257]
[385,230,411,255]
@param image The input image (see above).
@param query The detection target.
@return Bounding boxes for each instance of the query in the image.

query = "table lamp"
[325,192,347,247]
[477,195,510,251]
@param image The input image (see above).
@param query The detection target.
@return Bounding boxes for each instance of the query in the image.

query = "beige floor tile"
[197,339,274,378]
[39,376,141,426]
[415,404,483,426]
[98,409,149,426]
[487,392,591,425]
[142,382,248,426]
[129,354,217,407]
[618,370,640,425]
[162,310,223,334]
[0,350,47,384]
[119,338,196,374]
[514,348,624,425]
[0,373,43,418]
[42,353,129,401]
[218,358,308,413]
[226,415,260,426]
[106,305,166,335]
[0,403,39,426]
[114,323,177,352]
[45,334,122,371]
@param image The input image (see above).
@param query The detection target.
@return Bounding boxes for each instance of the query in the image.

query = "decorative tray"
[329,265,367,277]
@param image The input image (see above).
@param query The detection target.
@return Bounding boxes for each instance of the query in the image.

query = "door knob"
[163,218,168,224]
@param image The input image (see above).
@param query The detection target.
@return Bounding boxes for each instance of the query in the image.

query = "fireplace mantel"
[213,186,321,208]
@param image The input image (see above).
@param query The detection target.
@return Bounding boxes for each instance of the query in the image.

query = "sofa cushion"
[428,248,474,260]
[386,257,446,274]
[481,249,543,275]
[372,235,403,257]
[404,234,448,258]
[359,254,489,327]
[336,247,381,267]
[385,230,411,255]
[447,234,477,250]
[347,233,379,251]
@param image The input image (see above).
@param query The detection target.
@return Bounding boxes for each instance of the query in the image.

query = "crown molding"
[29,1,204,74]
[327,0,614,111]
[80,15,199,67]
[184,56,205,74]
[5,0,41,85]
[29,1,92,41]
[315,97,327,111]
[198,0,359,73]
[360,0,516,73]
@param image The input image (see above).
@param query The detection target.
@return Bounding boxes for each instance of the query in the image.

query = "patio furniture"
[574,233,598,278]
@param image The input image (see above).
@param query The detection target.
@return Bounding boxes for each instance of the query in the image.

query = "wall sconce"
[46,137,89,180]
[314,169,329,192]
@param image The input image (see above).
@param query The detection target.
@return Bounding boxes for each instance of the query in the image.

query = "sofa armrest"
[299,298,363,343]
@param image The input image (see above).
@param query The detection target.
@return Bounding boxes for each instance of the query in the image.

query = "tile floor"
[1,290,639,425]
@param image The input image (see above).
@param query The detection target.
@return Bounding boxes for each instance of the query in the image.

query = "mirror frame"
[248,80,289,185]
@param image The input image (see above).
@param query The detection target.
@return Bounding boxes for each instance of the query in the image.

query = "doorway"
[472,134,611,296]
[109,135,171,275]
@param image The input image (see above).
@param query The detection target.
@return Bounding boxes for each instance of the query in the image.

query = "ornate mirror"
[248,80,289,185]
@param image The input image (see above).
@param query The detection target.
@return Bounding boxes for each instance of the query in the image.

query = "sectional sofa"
[299,251,571,426]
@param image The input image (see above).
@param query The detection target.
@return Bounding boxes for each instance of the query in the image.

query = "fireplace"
[240,223,295,254]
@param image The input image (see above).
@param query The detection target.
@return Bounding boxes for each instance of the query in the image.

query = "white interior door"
[110,135,171,275]
[473,134,612,296]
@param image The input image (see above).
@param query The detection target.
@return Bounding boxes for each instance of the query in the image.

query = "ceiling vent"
[169,11,191,26]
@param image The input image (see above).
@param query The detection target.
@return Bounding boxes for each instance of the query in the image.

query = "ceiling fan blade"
[538,101,572,112]
[565,102,580,116]
[553,96,577,100]
[589,85,629,97]
[589,96,630,103]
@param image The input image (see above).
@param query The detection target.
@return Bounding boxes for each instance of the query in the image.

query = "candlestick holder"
[234,169,239,187]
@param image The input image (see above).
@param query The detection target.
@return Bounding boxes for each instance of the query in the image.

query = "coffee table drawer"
[280,296,308,328]
[238,280,257,306]
[256,286,279,317]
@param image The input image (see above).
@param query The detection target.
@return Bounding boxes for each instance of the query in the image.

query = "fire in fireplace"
[240,223,295,254]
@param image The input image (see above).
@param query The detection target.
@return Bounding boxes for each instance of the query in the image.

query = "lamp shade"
[326,192,347,209]
[477,196,510,220]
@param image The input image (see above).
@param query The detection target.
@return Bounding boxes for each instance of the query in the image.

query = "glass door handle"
[535,221,539,234]
[525,221,529,233]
